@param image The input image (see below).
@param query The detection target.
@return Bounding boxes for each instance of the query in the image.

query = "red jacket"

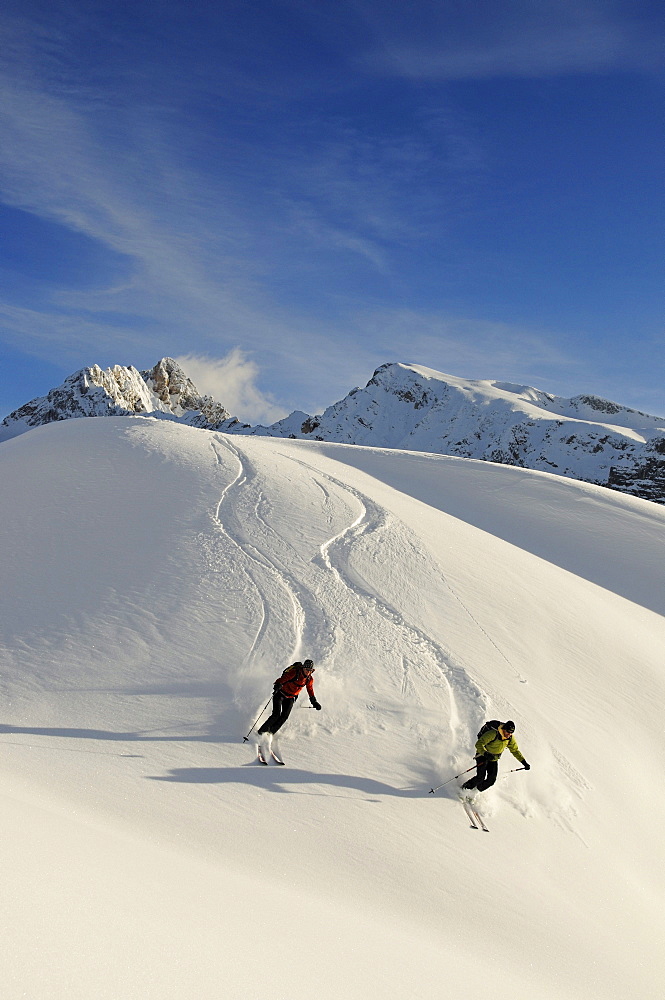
[275,663,316,700]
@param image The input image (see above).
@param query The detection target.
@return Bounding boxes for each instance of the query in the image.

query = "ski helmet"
[303,659,314,670]
[502,720,515,733]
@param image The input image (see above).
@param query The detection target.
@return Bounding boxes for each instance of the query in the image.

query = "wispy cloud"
[347,307,579,378]
[273,112,486,252]
[0,39,396,338]
[0,301,145,358]
[0,6,489,287]
[173,349,287,425]
[356,0,665,79]
[0,23,487,406]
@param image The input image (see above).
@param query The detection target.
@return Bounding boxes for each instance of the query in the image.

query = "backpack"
[275,662,307,692]
[477,720,501,740]
[276,662,301,682]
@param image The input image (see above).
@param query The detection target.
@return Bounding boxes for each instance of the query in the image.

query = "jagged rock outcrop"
[139,358,245,431]
[606,436,665,504]
[0,358,247,441]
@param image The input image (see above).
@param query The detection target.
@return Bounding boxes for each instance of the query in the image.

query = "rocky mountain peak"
[142,358,202,412]
[247,361,665,504]
[0,358,241,442]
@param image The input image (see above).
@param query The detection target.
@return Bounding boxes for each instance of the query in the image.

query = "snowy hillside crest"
[2,357,664,503]
[1,414,664,998]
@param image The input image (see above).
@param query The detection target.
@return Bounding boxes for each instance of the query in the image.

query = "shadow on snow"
[147,763,423,799]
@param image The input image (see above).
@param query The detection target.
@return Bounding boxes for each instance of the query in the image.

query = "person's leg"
[258,691,282,735]
[463,756,486,790]
[271,693,295,734]
[477,759,498,791]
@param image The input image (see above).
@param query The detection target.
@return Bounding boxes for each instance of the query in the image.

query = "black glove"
[311,699,321,711]
[522,761,531,770]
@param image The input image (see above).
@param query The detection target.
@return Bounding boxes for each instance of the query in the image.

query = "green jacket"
[475,728,526,764]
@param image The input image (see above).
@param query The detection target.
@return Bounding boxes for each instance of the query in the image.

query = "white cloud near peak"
[174,350,288,426]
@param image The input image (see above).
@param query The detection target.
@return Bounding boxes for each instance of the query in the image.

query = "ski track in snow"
[209,438,306,668]
[209,434,487,758]
[276,452,489,759]
[441,585,528,686]
[207,435,588,830]
[214,438,338,660]
[203,441,272,665]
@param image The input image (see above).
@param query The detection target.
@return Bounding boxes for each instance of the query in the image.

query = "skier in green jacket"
[462,720,530,792]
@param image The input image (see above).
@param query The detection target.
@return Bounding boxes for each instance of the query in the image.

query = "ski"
[270,749,285,765]
[257,746,268,765]
[461,798,478,829]
[467,798,489,832]
[461,794,489,832]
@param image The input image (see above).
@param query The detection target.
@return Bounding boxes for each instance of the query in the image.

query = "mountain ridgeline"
[2,358,664,504]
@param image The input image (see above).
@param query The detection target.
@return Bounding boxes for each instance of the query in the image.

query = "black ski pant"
[464,756,498,792]
[257,691,296,735]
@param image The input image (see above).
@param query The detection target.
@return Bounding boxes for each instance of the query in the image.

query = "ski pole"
[428,766,476,794]
[242,697,271,742]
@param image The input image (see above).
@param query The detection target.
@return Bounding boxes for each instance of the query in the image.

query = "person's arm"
[306,676,321,709]
[275,665,296,689]
[475,730,494,756]
[507,735,527,764]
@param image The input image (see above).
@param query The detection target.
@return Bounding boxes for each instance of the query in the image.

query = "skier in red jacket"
[257,660,321,738]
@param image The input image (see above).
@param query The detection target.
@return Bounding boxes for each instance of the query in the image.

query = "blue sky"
[1,0,663,423]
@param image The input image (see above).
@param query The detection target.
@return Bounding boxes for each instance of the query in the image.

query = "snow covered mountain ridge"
[0,358,247,440]
[2,358,664,503]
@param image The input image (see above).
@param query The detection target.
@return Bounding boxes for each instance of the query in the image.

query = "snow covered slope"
[255,362,665,503]
[1,417,664,1000]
